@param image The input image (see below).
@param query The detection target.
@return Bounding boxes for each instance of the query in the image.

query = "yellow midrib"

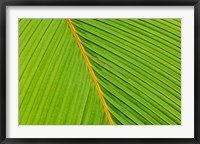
[66,19,113,125]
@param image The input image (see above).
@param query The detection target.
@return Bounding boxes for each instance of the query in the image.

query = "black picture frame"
[0,0,200,143]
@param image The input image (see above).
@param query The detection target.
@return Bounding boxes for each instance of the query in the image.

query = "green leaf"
[72,19,181,125]
[19,19,109,125]
[19,18,181,125]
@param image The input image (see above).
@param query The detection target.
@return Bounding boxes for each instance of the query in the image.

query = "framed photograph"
[0,0,199,143]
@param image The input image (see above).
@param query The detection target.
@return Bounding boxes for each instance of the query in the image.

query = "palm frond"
[19,18,181,125]
[72,19,181,125]
[19,19,109,125]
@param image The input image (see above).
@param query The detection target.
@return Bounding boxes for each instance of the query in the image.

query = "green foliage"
[19,19,109,125]
[19,18,181,125]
